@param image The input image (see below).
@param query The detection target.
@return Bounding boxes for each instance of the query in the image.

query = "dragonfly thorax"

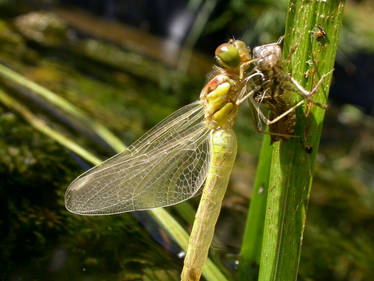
[200,74,241,130]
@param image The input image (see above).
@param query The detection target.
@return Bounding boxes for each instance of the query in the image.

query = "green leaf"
[239,134,272,280]
[239,1,345,280]
[258,1,345,281]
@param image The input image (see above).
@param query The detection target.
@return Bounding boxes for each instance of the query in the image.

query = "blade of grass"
[258,1,345,281]
[238,134,272,280]
[0,87,228,281]
[0,63,126,152]
[0,88,102,165]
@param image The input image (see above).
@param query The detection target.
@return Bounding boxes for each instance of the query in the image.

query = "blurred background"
[0,0,373,280]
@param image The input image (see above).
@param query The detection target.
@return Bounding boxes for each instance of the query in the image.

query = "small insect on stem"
[316,24,327,40]
[310,24,328,44]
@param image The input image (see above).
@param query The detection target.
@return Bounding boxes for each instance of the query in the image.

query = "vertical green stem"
[258,1,345,281]
[238,134,272,280]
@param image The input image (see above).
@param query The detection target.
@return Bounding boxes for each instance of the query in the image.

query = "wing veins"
[66,102,211,215]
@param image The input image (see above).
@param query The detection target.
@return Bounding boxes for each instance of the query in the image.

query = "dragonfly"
[65,38,328,281]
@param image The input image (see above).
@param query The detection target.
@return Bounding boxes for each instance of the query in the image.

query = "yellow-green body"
[181,129,237,281]
[181,62,243,280]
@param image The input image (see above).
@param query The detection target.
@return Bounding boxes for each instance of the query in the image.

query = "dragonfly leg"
[236,72,264,105]
[308,69,334,95]
[253,124,298,138]
[250,94,305,125]
[249,103,297,138]
[237,86,255,105]
[289,69,334,109]
[283,36,303,65]
[239,58,260,79]
[276,35,285,45]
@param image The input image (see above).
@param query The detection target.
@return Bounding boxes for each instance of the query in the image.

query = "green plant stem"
[238,134,272,280]
[257,1,345,281]
[0,63,126,152]
[0,88,102,165]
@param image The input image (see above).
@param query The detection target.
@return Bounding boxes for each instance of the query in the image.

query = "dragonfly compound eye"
[253,44,282,70]
[233,40,251,63]
[215,43,240,69]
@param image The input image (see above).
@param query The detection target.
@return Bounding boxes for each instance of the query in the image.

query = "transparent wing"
[65,101,211,215]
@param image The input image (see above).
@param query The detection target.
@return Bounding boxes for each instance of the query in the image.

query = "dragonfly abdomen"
[181,129,237,281]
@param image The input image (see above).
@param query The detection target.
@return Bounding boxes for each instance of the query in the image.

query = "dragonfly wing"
[65,101,211,215]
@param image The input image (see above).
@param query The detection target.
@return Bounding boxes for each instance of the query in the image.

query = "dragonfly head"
[215,40,251,71]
